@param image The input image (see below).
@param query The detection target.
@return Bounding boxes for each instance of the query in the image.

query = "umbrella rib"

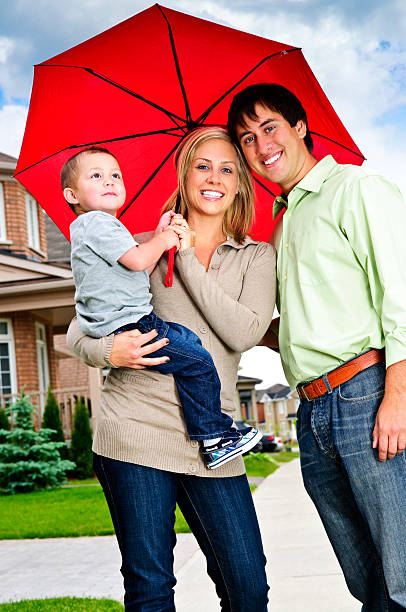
[195,48,302,125]
[310,132,366,160]
[158,5,193,125]
[253,176,277,198]
[38,64,187,129]
[118,137,186,219]
[14,128,184,177]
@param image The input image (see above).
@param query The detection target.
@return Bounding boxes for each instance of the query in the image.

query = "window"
[35,323,50,402]
[0,319,17,396]
[0,183,7,241]
[25,193,40,251]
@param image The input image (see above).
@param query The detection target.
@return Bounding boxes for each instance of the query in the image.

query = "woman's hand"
[109,328,170,369]
[170,215,196,250]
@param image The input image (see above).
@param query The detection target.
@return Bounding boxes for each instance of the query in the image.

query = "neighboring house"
[236,375,263,427]
[256,383,299,440]
[0,152,100,434]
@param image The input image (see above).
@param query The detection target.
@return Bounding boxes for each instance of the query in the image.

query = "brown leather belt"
[297,349,385,401]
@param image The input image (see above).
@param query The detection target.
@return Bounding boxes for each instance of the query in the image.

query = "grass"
[0,598,123,611]
[0,451,300,540]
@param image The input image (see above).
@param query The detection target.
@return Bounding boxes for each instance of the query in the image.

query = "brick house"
[0,152,100,433]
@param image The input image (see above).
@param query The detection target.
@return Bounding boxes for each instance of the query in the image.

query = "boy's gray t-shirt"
[70,210,153,338]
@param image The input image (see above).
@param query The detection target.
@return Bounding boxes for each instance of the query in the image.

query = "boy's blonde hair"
[162,127,254,244]
[61,146,117,213]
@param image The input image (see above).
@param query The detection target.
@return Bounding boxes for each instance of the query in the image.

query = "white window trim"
[25,192,41,251]
[0,318,17,396]
[0,183,7,241]
[35,322,50,401]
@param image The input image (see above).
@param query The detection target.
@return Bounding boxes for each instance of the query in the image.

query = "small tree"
[0,408,10,431]
[70,398,93,479]
[0,390,75,494]
[42,387,68,459]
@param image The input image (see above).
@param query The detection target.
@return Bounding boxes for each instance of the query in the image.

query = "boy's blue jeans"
[115,312,233,440]
[296,361,406,611]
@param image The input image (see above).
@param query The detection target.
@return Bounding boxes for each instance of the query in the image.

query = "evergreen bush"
[42,387,68,459]
[0,407,10,431]
[0,390,75,494]
[70,398,93,479]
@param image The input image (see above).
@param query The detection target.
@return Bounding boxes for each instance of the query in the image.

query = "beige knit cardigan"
[67,235,276,478]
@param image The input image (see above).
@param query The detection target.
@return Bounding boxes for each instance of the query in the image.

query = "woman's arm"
[66,318,170,369]
[175,243,276,353]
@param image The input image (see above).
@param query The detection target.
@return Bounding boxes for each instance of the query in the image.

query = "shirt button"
[188,464,197,473]
[190,440,198,448]
[284,275,287,280]
[285,243,289,248]
[284,309,287,315]
[211,263,220,270]
[217,247,223,254]
[200,326,208,334]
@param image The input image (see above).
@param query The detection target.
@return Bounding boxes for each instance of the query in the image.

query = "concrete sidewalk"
[0,459,359,610]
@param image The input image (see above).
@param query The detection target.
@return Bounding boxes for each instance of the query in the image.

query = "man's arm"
[373,359,406,461]
[258,317,280,351]
[119,229,179,273]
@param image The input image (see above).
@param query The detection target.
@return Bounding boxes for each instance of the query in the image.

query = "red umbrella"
[15,3,364,242]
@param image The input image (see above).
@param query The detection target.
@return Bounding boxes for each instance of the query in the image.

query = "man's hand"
[109,328,170,369]
[258,317,280,351]
[373,359,406,461]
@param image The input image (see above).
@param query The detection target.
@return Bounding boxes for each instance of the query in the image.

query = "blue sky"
[1,0,405,385]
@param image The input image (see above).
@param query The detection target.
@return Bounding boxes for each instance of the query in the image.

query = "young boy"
[63,146,261,469]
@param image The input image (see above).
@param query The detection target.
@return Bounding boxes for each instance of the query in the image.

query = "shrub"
[0,390,75,494]
[41,388,68,459]
[70,399,93,479]
[0,407,10,437]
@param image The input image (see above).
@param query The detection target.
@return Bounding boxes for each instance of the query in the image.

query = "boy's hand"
[160,227,180,251]
[155,211,176,234]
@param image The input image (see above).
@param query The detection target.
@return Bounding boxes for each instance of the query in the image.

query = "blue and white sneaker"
[201,427,262,470]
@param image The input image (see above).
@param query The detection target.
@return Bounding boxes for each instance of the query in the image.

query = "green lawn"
[0,598,123,611]
[0,451,299,539]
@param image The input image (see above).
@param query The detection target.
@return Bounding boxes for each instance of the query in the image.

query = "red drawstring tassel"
[164,246,176,287]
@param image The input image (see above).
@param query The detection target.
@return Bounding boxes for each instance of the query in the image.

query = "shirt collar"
[272,155,338,219]
[222,235,259,250]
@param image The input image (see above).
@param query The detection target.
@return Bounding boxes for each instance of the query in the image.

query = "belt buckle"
[298,384,310,401]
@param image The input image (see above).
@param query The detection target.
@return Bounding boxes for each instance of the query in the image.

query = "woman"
[67,126,276,611]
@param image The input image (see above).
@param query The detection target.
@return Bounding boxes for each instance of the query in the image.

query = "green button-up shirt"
[272,155,406,389]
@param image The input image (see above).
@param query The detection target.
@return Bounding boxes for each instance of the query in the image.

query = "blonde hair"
[162,127,254,244]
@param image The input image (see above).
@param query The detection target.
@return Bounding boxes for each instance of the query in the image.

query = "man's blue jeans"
[116,312,232,440]
[297,361,406,611]
[93,454,269,611]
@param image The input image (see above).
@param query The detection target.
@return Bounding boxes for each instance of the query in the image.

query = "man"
[227,83,406,610]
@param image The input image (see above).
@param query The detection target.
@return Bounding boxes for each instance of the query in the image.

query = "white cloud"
[0,103,28,157]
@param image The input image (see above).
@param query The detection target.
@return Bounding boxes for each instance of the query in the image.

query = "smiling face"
[185,138,239,222]
[63,152,126,215]
[236,103,316,194]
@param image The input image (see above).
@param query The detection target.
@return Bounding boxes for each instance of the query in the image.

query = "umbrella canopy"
[15,3,364,241]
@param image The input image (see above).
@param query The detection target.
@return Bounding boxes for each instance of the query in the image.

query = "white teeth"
[202,190,223,198]
[264,152,281,166]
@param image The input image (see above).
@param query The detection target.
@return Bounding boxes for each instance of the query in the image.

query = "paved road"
[0,459,360,611]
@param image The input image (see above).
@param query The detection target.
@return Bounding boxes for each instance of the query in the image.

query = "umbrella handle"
[164,246,176,287]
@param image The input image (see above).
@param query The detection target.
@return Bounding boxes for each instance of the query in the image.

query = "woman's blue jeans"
[297,361,406,611]
[93,453,269,611]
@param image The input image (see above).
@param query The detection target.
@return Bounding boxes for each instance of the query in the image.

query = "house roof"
[237,375,263,383]
[0,152,17,164]
[0,152,17,173]
[45,215,71,263]
[257,383,292,401]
